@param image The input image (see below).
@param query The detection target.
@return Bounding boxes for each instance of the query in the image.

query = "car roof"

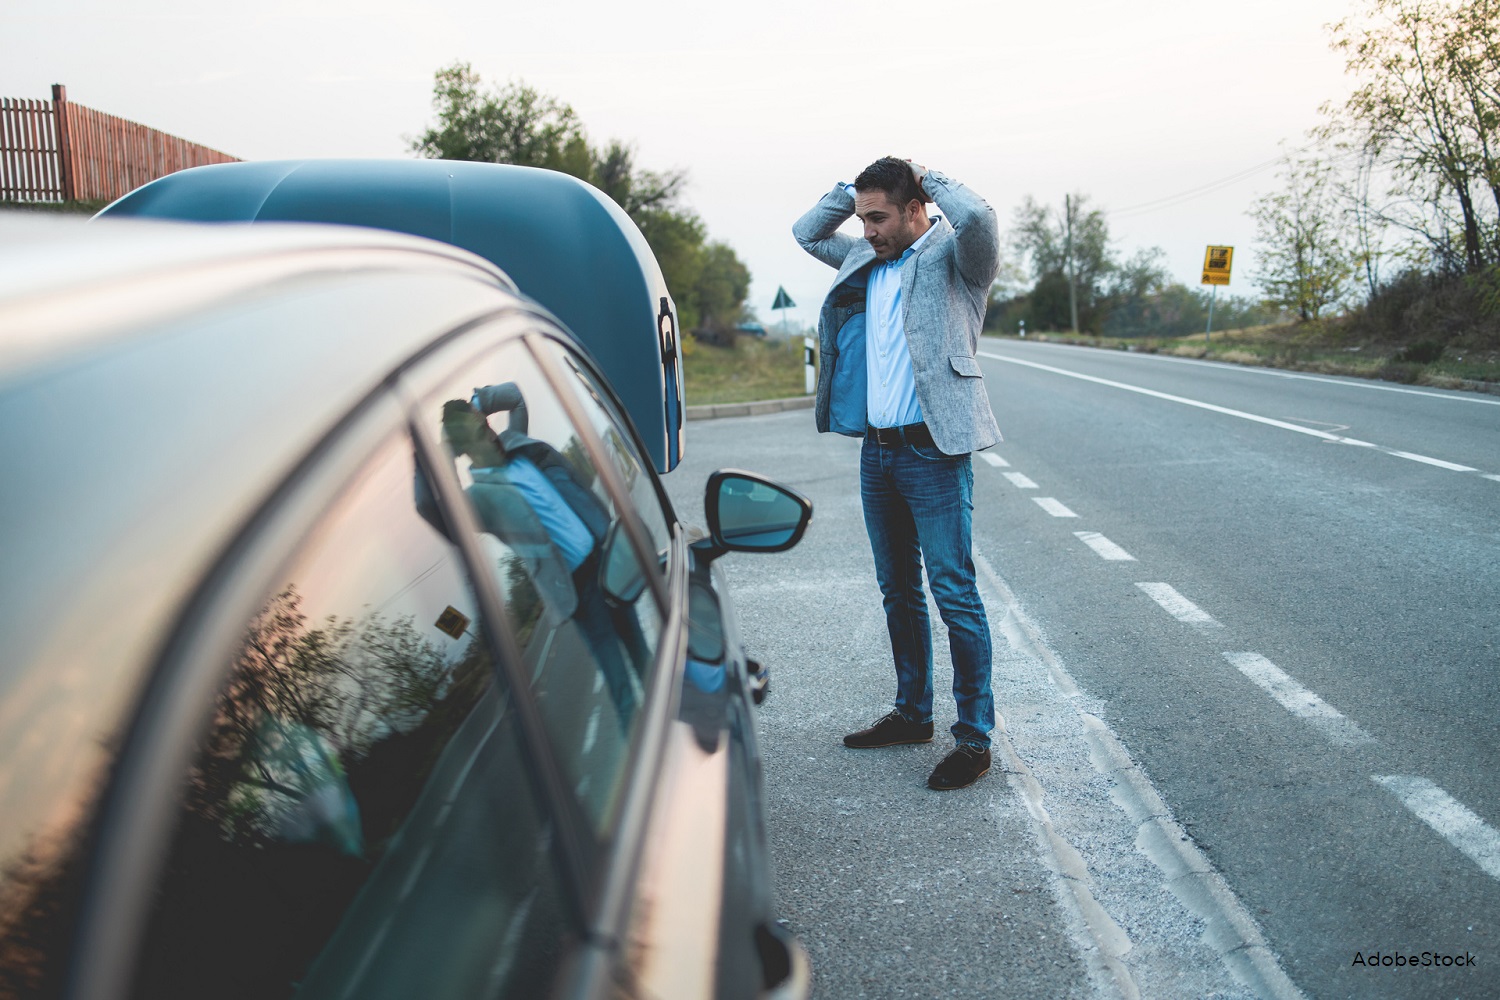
[0,212,515,376]
[95,159,684,473]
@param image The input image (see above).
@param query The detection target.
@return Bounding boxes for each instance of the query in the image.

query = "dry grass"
[682,335,811,405]
[1,199,107,215]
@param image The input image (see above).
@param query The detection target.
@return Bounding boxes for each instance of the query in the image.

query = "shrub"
[1393,340,1444,364]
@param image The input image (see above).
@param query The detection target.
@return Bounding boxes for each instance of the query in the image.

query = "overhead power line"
[1106,140,1338,220]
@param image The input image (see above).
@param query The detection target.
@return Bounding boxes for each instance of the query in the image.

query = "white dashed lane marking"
[1375,776,1500,883]
[978,451,1009,468]
[1073,531,1136,561]
[1136,582,1221,627]
[1224,653,1375,748]
[1004,472,1039,489]
[1033,497,1077,518]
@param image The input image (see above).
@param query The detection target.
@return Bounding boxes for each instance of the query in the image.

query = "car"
[0,208,811,1000]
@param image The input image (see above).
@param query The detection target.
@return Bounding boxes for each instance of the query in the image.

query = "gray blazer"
[793,169,1002,455]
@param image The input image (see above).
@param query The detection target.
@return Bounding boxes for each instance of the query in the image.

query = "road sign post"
[1201,246,1233,344]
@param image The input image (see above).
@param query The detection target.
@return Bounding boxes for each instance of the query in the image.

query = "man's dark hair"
[442,399,502,462]
[853,157,923,208]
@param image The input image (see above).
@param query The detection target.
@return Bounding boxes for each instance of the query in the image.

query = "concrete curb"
[684,395,814,421]
[976,551,1308,1000]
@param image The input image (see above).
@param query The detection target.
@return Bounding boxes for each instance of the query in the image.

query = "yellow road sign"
[1202,245,1233,285]
[435,605,470,639]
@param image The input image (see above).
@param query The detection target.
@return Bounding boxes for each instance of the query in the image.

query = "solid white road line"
[1486,474,1500,483]
[977,351,1482,474]
[1374,775,1500,883]
[979,451,1010,468]
[1388,450,1478,471]
[1223,653,1375,748]
[1033,497,1078,517]
[985,338,1500,407]
[1136,582,1221,627]
[1004,472,1039,489]
[979,351,1360,440]
[1074,531,1136,561]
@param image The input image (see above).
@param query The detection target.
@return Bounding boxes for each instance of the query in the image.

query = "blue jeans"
[861,436,995,749]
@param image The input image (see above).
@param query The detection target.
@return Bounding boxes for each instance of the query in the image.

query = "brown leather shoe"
[843,711,934,748]
[927,744,991,790]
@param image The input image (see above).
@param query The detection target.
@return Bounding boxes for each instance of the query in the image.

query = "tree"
[692,242,752,334]
[1445,0,1500,255]
[1330,140,1396,298]
[1010,193,1113,332]
[409,64,585,169]
[409,62,750,332]
[1098,248,1170,336]
[1326,0,1500,273]
[1249,154,1353,321]
[588,139,685,217]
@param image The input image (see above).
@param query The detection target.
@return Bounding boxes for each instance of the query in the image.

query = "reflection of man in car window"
[440,400,582,621]
[438,389,648,726]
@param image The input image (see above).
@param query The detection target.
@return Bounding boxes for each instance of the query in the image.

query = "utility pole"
[1064,194,1079,334]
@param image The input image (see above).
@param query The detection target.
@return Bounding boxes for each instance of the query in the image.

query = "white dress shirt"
[865,222,935,428]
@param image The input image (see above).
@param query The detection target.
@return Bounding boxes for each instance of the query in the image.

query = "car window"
[535,337,674,561]
[129,431,569,1000]
[417,336,662,836]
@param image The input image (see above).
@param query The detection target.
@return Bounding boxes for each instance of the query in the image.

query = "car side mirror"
[695,470,812,564]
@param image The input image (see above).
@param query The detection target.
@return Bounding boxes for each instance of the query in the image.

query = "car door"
[65,316,680,1000]
[68,299,754,1000]
[88,388,578,1000]
[393,314,690,926]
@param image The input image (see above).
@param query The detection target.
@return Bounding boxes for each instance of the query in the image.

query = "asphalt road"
[664,338,1500,1000]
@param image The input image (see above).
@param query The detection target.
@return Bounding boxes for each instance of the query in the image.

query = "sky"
[3,0,1361,331]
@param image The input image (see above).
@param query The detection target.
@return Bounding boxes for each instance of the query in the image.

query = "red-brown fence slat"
[18,101,37,199]
[27,101,50,200]
[0,100,16,199]
[2,100,15,199]
[31,100,50,199]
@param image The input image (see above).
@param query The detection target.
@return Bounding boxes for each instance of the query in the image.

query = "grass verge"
[1,199,109,215]
[1001,325,1500,394]
[682,336,811,405]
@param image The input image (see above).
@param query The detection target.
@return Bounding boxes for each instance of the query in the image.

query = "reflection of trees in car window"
[188,586,491,861]
[0,781,93,998]
[559,437,597,490]
[500,552,545,649]
[131,438,566,1000]
[601,426,639,489]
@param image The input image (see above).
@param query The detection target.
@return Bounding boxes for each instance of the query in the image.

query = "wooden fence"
[1,84,238,204]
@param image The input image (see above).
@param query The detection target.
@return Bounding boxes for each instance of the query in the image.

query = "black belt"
[866,422,934,448]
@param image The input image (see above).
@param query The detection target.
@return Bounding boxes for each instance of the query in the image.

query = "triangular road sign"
[771,285,795,310]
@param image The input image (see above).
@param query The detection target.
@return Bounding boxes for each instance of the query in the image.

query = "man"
[430,389,649,728]
[794,156,1002,790]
